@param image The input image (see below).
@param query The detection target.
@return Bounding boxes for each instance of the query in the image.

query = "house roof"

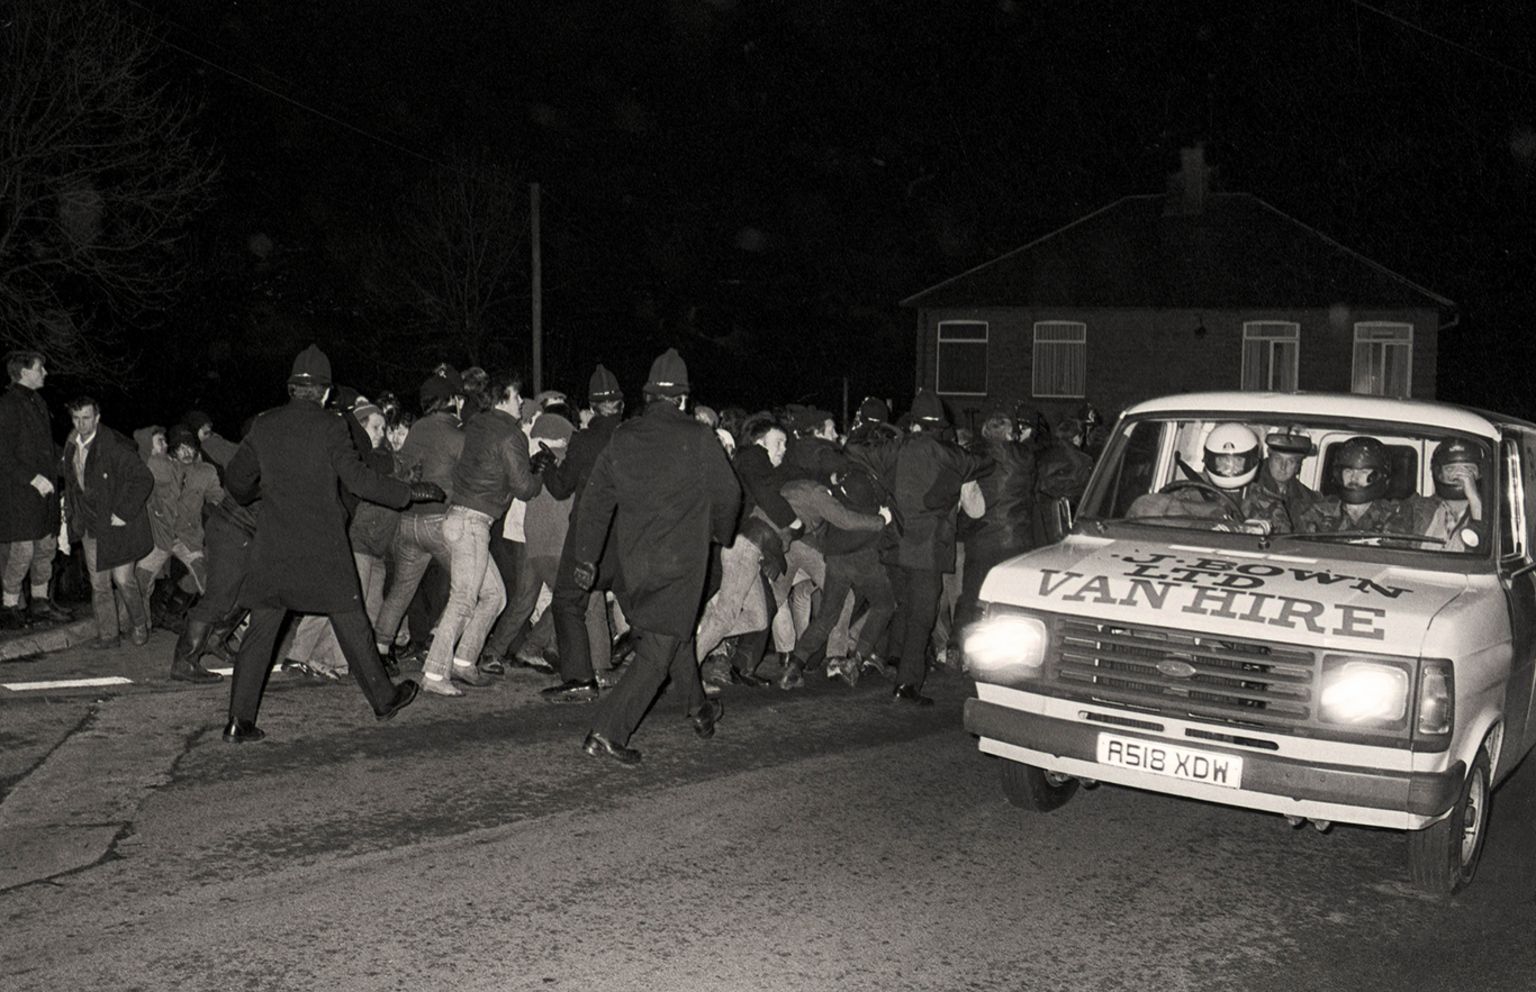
[899,193,1455,312]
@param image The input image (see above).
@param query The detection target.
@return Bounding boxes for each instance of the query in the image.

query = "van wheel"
[999,760,1079,812]
[1407,746,1490,896]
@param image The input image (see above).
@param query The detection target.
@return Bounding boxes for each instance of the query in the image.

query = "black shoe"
[582,730,641,765]
[478,651,507,676]
[27,599,73,623]
[540,678,599,703]
[0,606,29,630]
[892,683,935,707]
[731,667,771,688]
[375,679,420,721]
[170,656,223,684]
[691,698,723,739]
[222,718,265,743]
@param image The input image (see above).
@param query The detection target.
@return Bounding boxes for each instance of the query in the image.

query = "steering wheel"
[1157,479,1245,518]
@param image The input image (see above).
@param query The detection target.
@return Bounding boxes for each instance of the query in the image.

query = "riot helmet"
[1204,424,1261,489]
[1332,436,1391,504]
[1431,435,1487,499]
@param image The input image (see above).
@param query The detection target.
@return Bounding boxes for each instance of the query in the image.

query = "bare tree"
[364,153,528,368]
[0,0,217,376]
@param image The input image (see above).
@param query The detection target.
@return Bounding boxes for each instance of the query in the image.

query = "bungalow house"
[899,148,1456,430]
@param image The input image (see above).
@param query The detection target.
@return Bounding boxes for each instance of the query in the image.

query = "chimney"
[1165,144,1215,216]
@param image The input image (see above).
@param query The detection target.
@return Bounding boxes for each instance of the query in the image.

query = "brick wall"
[914,305,1440,427]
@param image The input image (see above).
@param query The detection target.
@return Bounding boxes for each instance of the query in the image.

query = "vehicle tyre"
[999,760,1079,812]
[1407,746,1490,896]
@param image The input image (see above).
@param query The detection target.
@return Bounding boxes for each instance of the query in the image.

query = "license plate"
[1095,733,1244,789]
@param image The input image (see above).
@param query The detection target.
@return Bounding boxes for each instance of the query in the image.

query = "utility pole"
[530,182,542,395]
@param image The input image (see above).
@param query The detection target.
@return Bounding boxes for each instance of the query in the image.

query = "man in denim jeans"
[371,372,466,663]
[421,371,543,696]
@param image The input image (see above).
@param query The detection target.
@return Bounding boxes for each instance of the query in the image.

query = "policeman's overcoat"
[226,398,411,613]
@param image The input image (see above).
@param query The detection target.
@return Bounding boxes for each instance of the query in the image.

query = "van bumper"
[965,698,1464,827]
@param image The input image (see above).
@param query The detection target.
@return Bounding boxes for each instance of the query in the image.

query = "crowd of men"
[0,345,1099,764]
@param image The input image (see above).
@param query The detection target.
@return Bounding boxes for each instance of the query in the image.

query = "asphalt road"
[3,637,1535,992]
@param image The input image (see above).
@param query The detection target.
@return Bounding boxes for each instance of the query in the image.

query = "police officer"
[1404,436,1487,551]
[1296,436,1407,535]
[221,345,444,742]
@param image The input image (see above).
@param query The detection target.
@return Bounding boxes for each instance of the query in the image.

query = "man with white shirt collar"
[62,395,156,648]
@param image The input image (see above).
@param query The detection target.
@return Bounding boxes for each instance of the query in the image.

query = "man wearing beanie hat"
[537,364,627,702]
[220,344,444,742]
[568,348,741,762]
[849,387,986,706]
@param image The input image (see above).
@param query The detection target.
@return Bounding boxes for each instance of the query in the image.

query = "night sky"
[116,0,1536,429]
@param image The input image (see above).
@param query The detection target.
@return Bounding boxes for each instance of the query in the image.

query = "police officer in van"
[1296,436,1410,536]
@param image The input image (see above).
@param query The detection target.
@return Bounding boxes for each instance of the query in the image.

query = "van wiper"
[1272,531,1446,547]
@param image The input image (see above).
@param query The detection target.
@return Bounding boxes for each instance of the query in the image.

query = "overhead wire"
[1342,0,1536,80]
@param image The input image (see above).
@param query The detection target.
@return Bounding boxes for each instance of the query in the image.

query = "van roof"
[1122,392,1525,439]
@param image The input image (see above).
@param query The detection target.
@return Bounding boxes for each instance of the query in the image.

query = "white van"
[963,391,1536,895]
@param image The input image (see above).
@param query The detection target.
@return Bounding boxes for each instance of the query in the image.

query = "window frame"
[1240,320,1300,391]
[935,319,989,396]
[1352,321,1414,398]
[1032,320,1087,399]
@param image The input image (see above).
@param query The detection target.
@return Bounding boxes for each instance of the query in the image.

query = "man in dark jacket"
[62,396,155,648]
[536,363,625,702]
[0,351,69,628]
[571,348,741,764]
[420,370,543,695]
[957,407,1038,631]
[855,389,987,705]
[221,345,440,742]
[371,372,466,662]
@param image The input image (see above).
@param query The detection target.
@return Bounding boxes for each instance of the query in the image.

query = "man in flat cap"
[221,344,444,742]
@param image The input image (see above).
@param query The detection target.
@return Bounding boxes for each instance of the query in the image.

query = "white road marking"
[2,676,134,691]
[208,666,234,676]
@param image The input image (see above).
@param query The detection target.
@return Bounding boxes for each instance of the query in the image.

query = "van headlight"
[963,607,1049,686]
[1319,657,1410,727]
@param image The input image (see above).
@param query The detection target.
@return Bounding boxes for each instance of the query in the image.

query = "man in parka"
[571,348,741,765]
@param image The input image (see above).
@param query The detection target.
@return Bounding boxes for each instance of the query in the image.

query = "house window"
[1352,322,1413,397]
[1033,321,1086,398]
[936,320,988,395]
[1241,321,1299,391]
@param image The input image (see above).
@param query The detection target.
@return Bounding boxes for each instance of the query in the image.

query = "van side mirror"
[1043,496,1073,544]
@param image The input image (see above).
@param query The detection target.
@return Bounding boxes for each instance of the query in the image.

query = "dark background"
[76,0,1536,432]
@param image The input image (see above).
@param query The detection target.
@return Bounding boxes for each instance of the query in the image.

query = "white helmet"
[1204,424,1260,489]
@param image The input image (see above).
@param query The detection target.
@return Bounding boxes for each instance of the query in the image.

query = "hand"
[29,474,54,496]
[759,545,786,582]
[408,481,447,504]
[110,513,126,527]
[573,560,597,591]
[878,505,893,525]
[528,446,556,474]
[1240,518,1272,536]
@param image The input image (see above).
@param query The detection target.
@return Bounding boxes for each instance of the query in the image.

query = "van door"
[1503,432,1536,762]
